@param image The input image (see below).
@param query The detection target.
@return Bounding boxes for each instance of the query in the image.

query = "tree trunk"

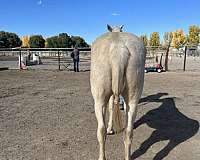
[164,43,170,71]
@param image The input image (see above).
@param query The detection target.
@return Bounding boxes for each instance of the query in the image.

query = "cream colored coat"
[90,25,146,160]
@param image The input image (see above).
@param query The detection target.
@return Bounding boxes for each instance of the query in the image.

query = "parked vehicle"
[145,63,163,73]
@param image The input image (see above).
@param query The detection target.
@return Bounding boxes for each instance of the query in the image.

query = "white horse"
[90,25,146,160]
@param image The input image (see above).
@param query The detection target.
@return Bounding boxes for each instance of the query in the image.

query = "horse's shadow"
[131,93,199,160]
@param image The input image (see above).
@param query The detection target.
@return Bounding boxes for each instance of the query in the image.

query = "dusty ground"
[0,69,200,160]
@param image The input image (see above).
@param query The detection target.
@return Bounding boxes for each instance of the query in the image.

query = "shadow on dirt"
[131,93,199,160]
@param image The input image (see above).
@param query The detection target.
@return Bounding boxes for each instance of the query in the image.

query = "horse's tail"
[111,44,129,134]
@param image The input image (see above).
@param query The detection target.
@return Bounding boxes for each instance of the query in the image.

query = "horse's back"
[90,31,146,99]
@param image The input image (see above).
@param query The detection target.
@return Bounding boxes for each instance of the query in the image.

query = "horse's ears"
[107,24,113,32]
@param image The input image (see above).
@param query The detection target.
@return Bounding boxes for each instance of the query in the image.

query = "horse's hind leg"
[107,95,114,134]
[124,98,138,160]
[94,96,108,160]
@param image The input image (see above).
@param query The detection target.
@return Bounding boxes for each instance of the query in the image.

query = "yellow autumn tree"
[21,35,30,48]
[188,25,200,46]
[172,29,185,49]
[149,32,160,47]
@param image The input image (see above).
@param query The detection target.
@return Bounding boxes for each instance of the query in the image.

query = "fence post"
[19,49,22,70]
[183,46,187,71]
[160,53,163,67]
[58,50,61,70]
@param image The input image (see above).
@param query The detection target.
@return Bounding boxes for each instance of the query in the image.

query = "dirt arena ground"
[0,69,200,160]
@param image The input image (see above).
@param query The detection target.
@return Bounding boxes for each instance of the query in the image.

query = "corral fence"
[0,48,91,71]
[0,45,199,71]
[146,45,200,71]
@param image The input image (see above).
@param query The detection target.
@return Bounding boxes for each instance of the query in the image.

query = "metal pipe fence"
[0,48,91,71]
[0,46,199,71]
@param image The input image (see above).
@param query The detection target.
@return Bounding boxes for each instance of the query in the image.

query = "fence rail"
[0,48,91,57]
[0,46,199,71]
[0,48,91,71]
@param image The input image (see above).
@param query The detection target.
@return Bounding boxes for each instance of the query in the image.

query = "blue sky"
[0,0,200,44]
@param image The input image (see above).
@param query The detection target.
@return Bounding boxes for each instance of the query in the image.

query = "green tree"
[149,32,160,47]
[45,33,73,48]
[45,34,89,48]
[188,25,200,46]
[71,36,89,48]
[29,35,45,48]
[57,33,72,48]
[140,35,148,46]
[46,36,59,48]
[0,31,22,48]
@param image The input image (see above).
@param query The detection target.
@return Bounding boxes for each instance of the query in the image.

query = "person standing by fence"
[71,46,80,72]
